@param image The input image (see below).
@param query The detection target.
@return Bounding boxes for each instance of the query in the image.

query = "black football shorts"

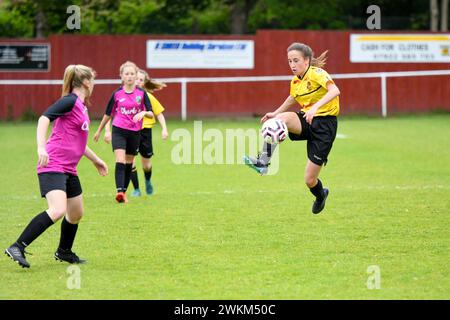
[288,111,338,166]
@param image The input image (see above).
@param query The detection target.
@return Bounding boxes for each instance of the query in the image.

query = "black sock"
[144,168,152,181]
[130,166,139,190]
[58,217,79,251]
[16,211,54,249]
[124,163,133,191]
[115,162,126,192]
[261,142,276,164]
[309,179,324,200]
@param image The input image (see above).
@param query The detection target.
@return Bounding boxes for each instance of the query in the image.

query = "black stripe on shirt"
[42,93,78,121]
[298,86,322,97]
[105,87,122,116]
[140,88,153,112]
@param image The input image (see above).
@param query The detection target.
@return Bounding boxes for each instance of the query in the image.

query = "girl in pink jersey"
[5,65,108,268]
[129,69,168,197]
[94,61,154,203]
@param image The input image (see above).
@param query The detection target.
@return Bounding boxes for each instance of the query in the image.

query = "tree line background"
[0,0,447,38]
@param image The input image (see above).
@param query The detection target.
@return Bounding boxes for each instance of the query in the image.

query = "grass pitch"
[0,115,449,299]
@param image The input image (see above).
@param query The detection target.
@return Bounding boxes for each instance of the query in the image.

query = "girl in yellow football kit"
[245,42,340,214]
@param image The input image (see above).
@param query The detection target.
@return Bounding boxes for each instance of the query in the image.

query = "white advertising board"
[350,34,450,63]
[146,40,254,69]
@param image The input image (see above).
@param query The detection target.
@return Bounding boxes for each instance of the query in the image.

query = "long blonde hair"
[287,43,328,68]
[62,64,95,105]
[137,69,166,93]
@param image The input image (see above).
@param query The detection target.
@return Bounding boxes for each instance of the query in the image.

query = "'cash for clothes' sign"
[0,44,50,71]
[146,40,254,69]
[350,34,450,63]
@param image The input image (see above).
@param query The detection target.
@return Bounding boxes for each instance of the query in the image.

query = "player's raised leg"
[244,112,301,175]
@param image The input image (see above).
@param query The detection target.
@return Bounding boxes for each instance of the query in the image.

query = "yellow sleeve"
[312,68,334,89]
[148,93,165,116]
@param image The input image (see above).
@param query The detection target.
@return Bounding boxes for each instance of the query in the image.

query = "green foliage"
[112,0,160,34]
[173,1,231,34]
[0,0,433,37]
[248,0,357,31]
[194,3,231,34]
[0,1,34,37]
[140,0,211,34]
[0,0,79,37]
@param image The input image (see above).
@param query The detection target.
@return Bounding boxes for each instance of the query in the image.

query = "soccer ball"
[261,118,288,144]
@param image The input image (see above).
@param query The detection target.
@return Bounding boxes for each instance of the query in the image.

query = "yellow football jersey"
[142,92,165,128]
[289,66,339,117]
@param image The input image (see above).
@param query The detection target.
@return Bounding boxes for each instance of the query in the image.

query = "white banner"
[350,34,450,63]
[146,40,254,69]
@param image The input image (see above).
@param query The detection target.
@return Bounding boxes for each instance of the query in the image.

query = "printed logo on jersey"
[120,107,138,115]
[81,121,89,131]
[136,96,142,104]
[119,98,126,103]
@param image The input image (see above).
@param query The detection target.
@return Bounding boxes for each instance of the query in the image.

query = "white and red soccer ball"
[261,118,288,144]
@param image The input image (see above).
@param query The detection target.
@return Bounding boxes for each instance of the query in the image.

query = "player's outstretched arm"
[84,146,108,176]
[156,113,168,140]
[93,115,111,142]
[104,119,112,144]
